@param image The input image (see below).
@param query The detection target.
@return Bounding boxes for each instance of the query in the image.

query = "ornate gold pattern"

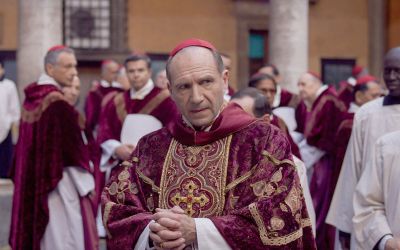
[147,194,155,212]
[301,218,312,228]
[284,185,302,216]
[270,216,285,231]
[171,180,210,216]
[158,136,232,217]
[249,202,304,246]
[136,168,160,193]
[261,150,295,168]
[103,201,115,238]
[114,92,127,122]
[107,167,138,204]
[250,167,287,199]
[225,164,258,193]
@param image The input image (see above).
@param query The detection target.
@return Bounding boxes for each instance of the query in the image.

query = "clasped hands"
[149,206,196,250]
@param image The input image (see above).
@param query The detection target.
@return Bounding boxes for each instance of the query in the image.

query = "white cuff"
[66,167,95,196]
[194,218,231,250]
[134,221,154,250]
[298,139,325,169]
[100,139,122,172]
[378,234,393,250]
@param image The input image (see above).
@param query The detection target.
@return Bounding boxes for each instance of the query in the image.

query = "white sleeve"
[298,139,325,169]
[134,222,153,250]
[100,139,122,178]
[194,218,231,250]
[8,81,21,123]
[65,167,95,197]
[352,140,392,249]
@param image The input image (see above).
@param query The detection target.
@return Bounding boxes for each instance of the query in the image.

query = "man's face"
[125,60,151,91]
[298,73,320,103]
[47,52,78,87]
[383,52,400,97]
[255,78,276,106]
[103,62,120,84]
[168,47,228,128]
[357,81,382,106]
[63,76,81,105]
[258,66,281,83]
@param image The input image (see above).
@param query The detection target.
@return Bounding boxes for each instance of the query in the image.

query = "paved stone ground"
[0,179,107,250]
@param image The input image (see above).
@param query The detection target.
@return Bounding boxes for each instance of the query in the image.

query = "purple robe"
[84,83,124,136]
[101,103,316,249]
[9,83,98,250]
[304,87,346,250]
[295,100,309,134]
[279,88,301,108]
[97,87,178,144]
[337,81,354,110]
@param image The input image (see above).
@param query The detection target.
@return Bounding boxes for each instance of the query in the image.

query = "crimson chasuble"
[97,87,178,144]
[304,86,346,250]
[337,81,354,110]
[9,83,97,250]
[84,82,124,136]
[101,103,316,249]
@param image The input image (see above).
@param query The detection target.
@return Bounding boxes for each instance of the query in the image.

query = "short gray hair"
[44,47,75,71]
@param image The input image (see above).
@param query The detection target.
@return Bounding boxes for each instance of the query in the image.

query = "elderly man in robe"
[9,46,98,250]
[352,131,400,250]
[101,39,316,250]
[297,72,346,250]
[327,47,400,250]
[85,59,124,136]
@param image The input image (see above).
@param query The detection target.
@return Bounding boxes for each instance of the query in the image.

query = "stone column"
[268,0,308,94]
[368,0,386,77]
[17,0,63,98]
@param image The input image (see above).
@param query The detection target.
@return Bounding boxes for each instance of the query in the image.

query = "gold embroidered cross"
[171,180,209,217]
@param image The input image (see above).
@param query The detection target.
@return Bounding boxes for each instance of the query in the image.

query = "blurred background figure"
[154,69,169,89]
[0,59,20,179]
[63,75,81,106]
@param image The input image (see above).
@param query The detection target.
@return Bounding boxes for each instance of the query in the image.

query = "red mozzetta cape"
[97,87,178,144]
[9,83,91,250]
[101,103,316,249]
[84,83,124,136]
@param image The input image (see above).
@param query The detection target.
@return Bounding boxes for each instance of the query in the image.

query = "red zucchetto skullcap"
[170,38,217,57]
[352,65,363,77]
[48,45,68,52]
[307,71,321,81]
[356,75,377,85]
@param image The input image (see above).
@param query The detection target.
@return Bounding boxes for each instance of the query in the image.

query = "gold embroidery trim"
[138,89,170,115]
[301,218,312,228]
[114,92,127,122]
[262,150,295,167]
[103,201,115,239]
[22,91,65,123]
[249,202,304,246]
[136,168,160,193]
[225,164,258,193]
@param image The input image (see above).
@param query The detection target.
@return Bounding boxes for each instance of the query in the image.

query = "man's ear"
[354,91,363,105]
[222,69,229,87]
[45,63,54,76]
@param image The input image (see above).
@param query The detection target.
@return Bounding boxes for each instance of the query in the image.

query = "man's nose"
[191,85,204,103]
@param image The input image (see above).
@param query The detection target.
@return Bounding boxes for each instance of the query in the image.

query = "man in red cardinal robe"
[297,72,347,250]
[9,46,98,250]
[101,39,316,250]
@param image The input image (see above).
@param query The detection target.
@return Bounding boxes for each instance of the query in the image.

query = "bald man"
[101,39,316,250]
[297,72,346,250]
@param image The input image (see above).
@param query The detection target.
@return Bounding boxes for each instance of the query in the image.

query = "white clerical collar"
[347,77,356,86]
[130,79,154,100]
[348,102,360,113]
[272,85,282,108]
[315,85,328,99]
[100,79,123,88]
[181,102,227,132]
[37,73,61,89]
